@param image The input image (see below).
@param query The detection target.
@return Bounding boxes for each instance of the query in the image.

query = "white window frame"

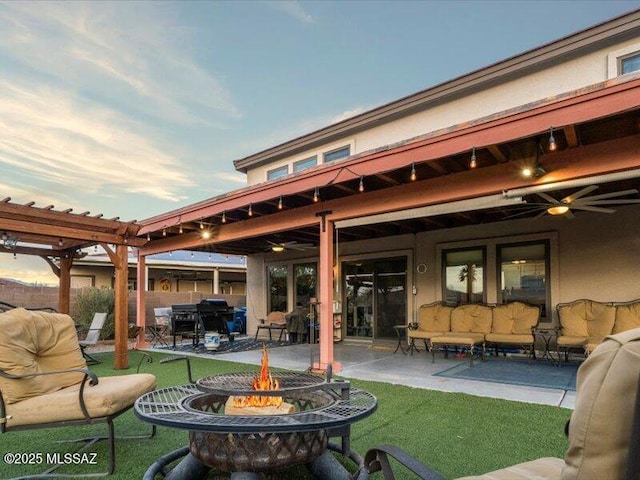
[607,42,640,78]
[323,145,351,163]
[293,155,317,173]
[267,165,289,181]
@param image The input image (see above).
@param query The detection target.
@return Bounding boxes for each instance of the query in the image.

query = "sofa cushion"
[417,303,452,333]
[485,333,534,345]
[556,335,588,347]
[5,373,157,428]
[561,328,640,480]
[450,304,492,334]
[558,300,615,339]
[457,457,564,480]
[613,301,640,334]
[431,333,485,345]
[492,302,539,335]
[0,308,87,404]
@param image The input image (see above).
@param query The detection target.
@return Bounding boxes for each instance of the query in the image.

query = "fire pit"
[135,354,377,479]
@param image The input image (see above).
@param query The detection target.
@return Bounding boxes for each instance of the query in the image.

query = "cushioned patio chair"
[0,308,157,477]
[77,312,107,365]
[364,327,640,479]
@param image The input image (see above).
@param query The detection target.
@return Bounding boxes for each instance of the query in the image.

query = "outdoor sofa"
[408,301,540,364]
[557,298,640,360]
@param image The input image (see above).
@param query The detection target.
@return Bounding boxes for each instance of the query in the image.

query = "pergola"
[0,200,143,369]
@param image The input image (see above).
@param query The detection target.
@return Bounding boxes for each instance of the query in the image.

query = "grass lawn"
[1,351,571,479]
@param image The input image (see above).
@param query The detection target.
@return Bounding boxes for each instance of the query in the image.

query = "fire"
[232,345,283,408]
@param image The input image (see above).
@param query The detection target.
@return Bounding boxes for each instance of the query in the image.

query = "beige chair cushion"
[492,302,539,335]
[485,333,533,345]
[561,328,640,480]
[558,300,615,339]
[450,304,492,334]
[0,308,87,404]
[265,311,287,325]
[457,457,564,480]
[431,333,485,346]
[614,301,640,334]
[417,303,452,333]
[5,373,157,428]
[556,335,588,348]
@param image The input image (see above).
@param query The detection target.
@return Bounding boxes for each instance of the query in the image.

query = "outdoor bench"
[408,301,540,364]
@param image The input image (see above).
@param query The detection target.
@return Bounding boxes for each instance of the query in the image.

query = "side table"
[392,325,410,354]
[535,327,559,364]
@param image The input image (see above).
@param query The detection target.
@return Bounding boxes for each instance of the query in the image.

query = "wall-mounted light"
[278,195,283,210]
[547,205,570,215]
[358,176,364,192]
[410,163,417,181]
[313,186,319,203]
[469,147,477,169]
[548,126,557,152]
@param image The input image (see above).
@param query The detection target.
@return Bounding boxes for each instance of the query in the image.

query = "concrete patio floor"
[143,339,576,409]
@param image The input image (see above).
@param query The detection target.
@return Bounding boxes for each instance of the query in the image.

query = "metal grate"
[196,372,327,395]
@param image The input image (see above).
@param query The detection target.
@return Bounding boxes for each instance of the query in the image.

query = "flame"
[232,345,283,408]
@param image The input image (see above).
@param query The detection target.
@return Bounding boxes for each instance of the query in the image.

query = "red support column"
[314,216,341,373]
[136,252,148,348]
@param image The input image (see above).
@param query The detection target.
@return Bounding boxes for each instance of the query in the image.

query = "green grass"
[1,351,570,479]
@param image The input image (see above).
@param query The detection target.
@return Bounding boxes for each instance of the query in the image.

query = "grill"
[170,300,235,348]
[135,369,377,479]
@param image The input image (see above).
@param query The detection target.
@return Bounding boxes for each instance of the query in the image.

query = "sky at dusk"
[1,0,639,284]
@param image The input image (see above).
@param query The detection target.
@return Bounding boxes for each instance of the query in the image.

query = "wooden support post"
[315,215,340,373]
[136,252,149,348]
[113,244,129,369]
[58,254,72,314]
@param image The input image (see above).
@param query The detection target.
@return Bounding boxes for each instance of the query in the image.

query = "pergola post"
[113,244,129,370]
[136,251,149,348]
[58,254,72,314]
[315,215,340,373]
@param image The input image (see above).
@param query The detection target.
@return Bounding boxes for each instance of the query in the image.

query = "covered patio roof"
[138,76,640,255]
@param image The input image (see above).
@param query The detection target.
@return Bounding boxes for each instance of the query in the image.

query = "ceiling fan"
[509,185,640,219]
[266,240,315,253]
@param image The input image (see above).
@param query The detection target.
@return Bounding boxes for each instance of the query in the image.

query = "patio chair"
[77,312,107,365]
[364,327,640,479]
[149,307,171,347]
[255,311,288,341]
[0,308,157,477]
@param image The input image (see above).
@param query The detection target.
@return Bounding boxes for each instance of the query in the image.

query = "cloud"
[266,1,314,24]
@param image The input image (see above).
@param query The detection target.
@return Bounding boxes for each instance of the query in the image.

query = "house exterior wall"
[245,37,640,185]
[245,205,640,336]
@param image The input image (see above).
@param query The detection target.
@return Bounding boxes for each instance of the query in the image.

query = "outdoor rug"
[157,337,290,356]
[434,359,578,391]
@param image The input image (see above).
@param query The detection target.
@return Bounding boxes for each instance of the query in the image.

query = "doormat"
[434,359,578,391]
[157,337,290,356]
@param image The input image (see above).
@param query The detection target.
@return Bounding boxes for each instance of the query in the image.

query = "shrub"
[72,287,116,339]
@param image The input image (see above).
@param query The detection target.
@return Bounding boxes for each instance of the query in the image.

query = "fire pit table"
[135,368,377,479]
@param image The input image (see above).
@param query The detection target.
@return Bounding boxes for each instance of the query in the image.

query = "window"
[323,145,350,163]
[267,165,288,181]
[442,248,485,305]
[295,263,316,307]
[499,241,550,319]
[621,52,640,75]
[268,265,288,312]
[293,156,317,173]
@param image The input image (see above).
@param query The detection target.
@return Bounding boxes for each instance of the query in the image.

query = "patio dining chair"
[77,312,107,365]
[364,327,640,479]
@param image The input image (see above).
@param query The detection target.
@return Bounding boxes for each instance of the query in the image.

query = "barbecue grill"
[170,300,234,348]
[135,368,377,479]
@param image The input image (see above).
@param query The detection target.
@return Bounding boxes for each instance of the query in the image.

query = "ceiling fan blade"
[536,192,561,204]
[573,189,639,202]
[579,199,640,205]
[503,207,546,220]
[570,205,616,214]
[561,185,599,204]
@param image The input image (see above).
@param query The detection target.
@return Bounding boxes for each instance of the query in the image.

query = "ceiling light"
[221,211,226,223]
[271,244,285,253]
[201,230,212,240]
[278,195,283,210]
[146,233,151,241]
[548,126,557,152]
[313,186,319,203]
[547,205,570,215]
[469,147,477,169]
[521,164,546,178]
[248,204,253,217]
[179,224,184,234]
[358,176,364,192]
[58,238,63,247]
[199,221,204,230]
[162,228,167,237]
[410,163,417,181]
